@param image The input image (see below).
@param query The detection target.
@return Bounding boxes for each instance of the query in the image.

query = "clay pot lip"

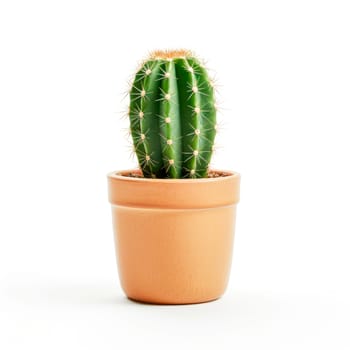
[108,169,240,208]
[107,169,240,184]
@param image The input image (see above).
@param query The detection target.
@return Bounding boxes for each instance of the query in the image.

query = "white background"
[1,0,350,348]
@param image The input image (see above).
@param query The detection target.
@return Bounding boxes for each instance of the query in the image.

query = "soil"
[121,171,230,179]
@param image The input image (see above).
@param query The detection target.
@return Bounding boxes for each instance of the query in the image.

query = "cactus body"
[129,50,216,178]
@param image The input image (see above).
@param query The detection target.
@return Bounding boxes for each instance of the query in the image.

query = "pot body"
[108,170,240,304]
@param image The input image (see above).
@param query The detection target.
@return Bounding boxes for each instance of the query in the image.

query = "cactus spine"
[129,50,216,178]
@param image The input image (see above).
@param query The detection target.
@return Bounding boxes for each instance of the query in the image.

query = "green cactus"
[128,50,216,178]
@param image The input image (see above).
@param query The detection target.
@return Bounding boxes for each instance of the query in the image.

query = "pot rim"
[107,169,240,184]
[108,169,240,209]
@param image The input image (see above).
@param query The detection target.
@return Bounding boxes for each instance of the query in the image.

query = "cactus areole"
[129,50,216,179]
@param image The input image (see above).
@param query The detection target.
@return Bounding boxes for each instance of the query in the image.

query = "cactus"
[128,50,216,178]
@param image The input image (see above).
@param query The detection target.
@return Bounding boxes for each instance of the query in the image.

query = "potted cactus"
[108,50,240,304]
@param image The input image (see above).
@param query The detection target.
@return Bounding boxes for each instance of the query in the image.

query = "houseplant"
[108,50,240,304]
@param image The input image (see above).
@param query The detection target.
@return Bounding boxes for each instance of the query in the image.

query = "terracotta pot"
[107,169,240,304]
